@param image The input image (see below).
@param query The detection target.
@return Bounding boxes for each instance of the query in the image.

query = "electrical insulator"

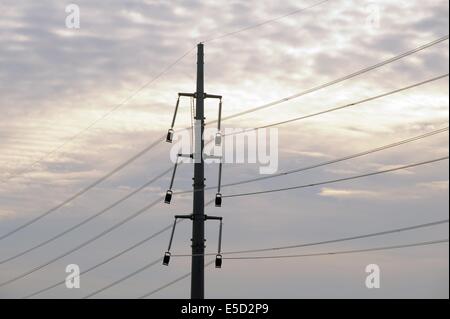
[166,129,174,143]
[215,193,222,207]
[215,254,222,268]
[164,190,173,204]
[163,252,171,266]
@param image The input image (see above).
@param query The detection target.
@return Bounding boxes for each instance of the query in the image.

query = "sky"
[0,0,448,299]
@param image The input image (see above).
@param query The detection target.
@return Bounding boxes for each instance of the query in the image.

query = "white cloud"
[282,149,331,158]
[318,187,380,199]
[417,180,449,191]
[319,180,449,200]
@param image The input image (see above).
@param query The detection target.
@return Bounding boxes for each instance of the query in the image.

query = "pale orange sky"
[0,0,448,298]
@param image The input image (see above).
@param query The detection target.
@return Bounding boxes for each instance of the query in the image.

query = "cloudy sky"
[0,0,448,299]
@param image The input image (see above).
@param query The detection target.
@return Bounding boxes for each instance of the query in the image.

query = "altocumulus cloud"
[0,0,448,298]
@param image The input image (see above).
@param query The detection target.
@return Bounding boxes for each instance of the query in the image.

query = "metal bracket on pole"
[163,215,192,266]
[166,93,198,143]
[179,93,196,98]
[175,214,193,220]
[165,154,191,204]
[178,153,194,159]
[163,216,224,269]
[203,216,223,268]
[166,96,180,143]
[163,218,178,266]
[204,94,222,100]
[201,94,223,146]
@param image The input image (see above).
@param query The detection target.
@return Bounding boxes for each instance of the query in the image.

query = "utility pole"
[163,43,223,300]
[191,42,205,299]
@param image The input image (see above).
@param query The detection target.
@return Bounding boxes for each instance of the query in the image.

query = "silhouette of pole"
[191,43,205,299]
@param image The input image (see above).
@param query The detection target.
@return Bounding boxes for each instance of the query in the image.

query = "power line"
[202,0,332,43]
[0,167,173,265]
[93,31,449,297]
[0,197,163,288]
[215,126,449,190]
[223,156,449,198]
[224,74,449,135]
[31,35,447,170]
[83,257,164,299]
[1,48,196,184]
[171,219,449,257]
[18,156,448,296]
[0,34,442,298]
[224,239,449,260]
[138,261,215,299]
[0,135,166,241]
[81,217,447,298]
[0,1,333,184]
[3,35,445,242]
[78,200,214,299]
[0,73,448,292]
[23,221,179,299]
[217,35,449,123]
[138,239,448,298]
[23,200,213,298]
[3,15,446,298]
[176,130,449,197]
[2,119,442,258]
[3,0,334,185]
[5,0,332,182]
